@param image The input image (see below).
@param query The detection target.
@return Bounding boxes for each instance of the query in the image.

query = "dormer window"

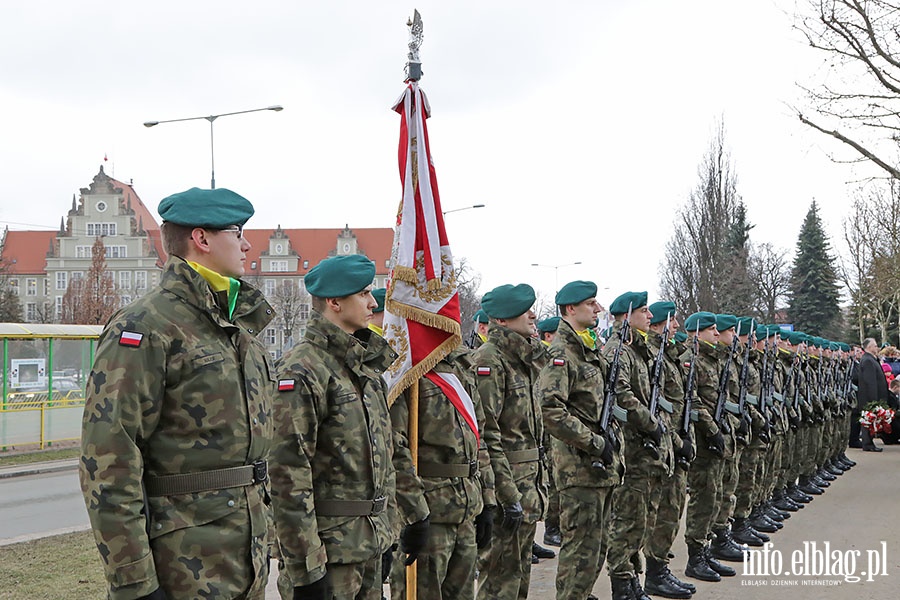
[275,243,284,255]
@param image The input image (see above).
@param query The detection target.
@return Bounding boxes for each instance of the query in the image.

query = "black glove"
[599,432,615,467]
[293,574,330,600]
[475,506,494,549]
[759,420,771,444]
[737,413,751,441]
[381,544,397,583]
[648,421,664,446]
[138,588,167,600]
[500,501,524,533]
[708,430,725,456]
[676,434,695,463]
[400,517,431,566]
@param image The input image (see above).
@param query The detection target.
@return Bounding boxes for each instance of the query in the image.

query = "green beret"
[649,301,676,325]
[472,309,489,324]
[537,316,561,333]
[158,187,254,228]
[840,342,851,352]
[555,280,597,306]
[785,331,806,346]
[683,311,717,332]
[609,291,648,315]
[371,288,386,313]
[736,317,756,337]
[828,341,840,351]
[715,314,737,332]
[673,331,688,343]
[808,336,823,349]
[755,324,778,339]
[305,255,375,298]
[481,284,536,320]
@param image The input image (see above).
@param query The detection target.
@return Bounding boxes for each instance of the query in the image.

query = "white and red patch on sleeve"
[553,358,565,366]
[118,331,143,347]
[278,379,295,391]
[476,366,492,376]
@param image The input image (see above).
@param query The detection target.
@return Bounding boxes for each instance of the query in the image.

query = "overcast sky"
[0,0,880,307]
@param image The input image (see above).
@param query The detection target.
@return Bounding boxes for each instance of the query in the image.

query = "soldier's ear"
[188,228,212,255]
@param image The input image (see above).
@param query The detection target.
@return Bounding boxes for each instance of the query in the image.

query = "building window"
[251,261,257,270]
[121,295,132,307]
[26,279,36,296]
[55,296,62,318]
[299,302,309,320]
[135,271,146,290]
[43,279,49,296]
[265,280,276,298]
[87,222,117,237]
[9,279,18,295]
[302,260,309,269]
[119,271,131,290]
[71,272,83,281]
[26,303,36,321]
[56,272,68,291]
[265,328,277,346]
[76,246,91,258]
[271,260,288,272]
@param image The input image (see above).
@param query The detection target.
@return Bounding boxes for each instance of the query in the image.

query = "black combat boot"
[630,577,652,600]
[710,527,745,561]
[731,518,764,547]
[703,547,736,577]
[787,483,812,504]
[798,476,824,496]
[611,576,636,600]
[747,523,770,543]
[543,525,562,547]
[644,557,692,599]
[684,546,720,582]
[825,459,845,475]
[765,500,790,520]
[817,468,837,482]
[773,488,800,512]
[839,452,856,467]
[749,507,781,532]
[532,541,556,559]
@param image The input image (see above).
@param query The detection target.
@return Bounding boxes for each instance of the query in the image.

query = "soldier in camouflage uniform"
[643,302,696,599]
[680,312,729,584]
[536,280,625,600]
[79,188,275,600]
[269,255,400,600]
[472,283,548,600]
[388,347,495,600]
[603,291,672,600]
[536,316,562,550]
[468,309,490,350]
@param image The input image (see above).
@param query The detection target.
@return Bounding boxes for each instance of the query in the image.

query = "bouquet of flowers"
[860,403,895,436]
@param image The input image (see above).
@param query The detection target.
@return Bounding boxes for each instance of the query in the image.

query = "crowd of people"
[77,187,868,600]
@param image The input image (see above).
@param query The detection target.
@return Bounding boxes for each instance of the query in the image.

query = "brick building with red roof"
[0,167,392,356]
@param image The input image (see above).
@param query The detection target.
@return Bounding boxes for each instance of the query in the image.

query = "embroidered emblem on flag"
[553,358,565,366]
[119,331,143,347]
[278,379,295,391]
[476,366,491,376]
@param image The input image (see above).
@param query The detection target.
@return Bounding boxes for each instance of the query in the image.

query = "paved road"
[0,469,88,544]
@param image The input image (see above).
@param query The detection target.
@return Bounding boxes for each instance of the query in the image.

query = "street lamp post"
[442,204,485,215]
[531,261,582,294]
[144,105,283,189]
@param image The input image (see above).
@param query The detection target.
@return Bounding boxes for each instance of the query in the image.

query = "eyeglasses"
[218,225,244,240]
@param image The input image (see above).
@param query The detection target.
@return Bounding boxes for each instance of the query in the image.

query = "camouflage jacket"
[649,333,691,461]
[472,324,548,522]
[79,257,276,600]
[537,319,624,489]
[269,311,398,587]
[390,348,492,527]
[604,325,671,475]
[681,340,727,455]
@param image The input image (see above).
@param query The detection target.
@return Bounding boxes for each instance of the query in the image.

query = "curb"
[0,458,79,479]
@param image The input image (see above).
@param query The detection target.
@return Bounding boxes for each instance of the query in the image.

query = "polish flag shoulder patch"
[278,379,295,392]
[553,358,566,366]
[118,331,143,347]
[476,366,492,376]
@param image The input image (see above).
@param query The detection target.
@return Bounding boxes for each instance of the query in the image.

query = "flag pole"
[404,13,423,600]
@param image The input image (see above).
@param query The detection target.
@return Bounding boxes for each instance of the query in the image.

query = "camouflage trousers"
[278,554,381,600]
[644,466,688,565]
[555,485,615,600]
[544,433,560,532]
[684,450,725,549]
[800,424,819,475]
[714,440,743,529]
[476,516,536,600]
[761,436,783,502]
[390,520,477,600]
[734,445,761,519]
[606,469,665,579]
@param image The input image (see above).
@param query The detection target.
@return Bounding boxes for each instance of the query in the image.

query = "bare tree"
[456,257,483,342]
[0,257,23,322]
[748,242,792,323]
[61,238,120,325]
[270,279,309,351]
[660,120,746,314]
[796,0,900,179]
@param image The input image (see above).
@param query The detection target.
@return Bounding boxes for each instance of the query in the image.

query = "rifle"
[644,313,671,460]
[712,334,739,436]
[678,327,699,469]
[593,304,632,473]
[735,321,755,445]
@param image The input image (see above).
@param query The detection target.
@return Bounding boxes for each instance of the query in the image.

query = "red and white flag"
[383,81,464,419]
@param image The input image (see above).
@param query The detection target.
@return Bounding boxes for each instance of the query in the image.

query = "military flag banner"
[383,80,462,404]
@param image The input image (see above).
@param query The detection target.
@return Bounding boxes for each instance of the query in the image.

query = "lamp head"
[268,105,284,112]
[143,121,159,128]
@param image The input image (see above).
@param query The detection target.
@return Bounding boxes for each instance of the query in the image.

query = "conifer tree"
[789,201,842,337]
